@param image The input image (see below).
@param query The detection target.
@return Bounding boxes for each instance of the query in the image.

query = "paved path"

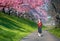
[21,31,60,41]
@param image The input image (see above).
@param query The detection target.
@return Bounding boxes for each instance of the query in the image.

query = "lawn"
[0,12,37,41]
[49,27,60,38]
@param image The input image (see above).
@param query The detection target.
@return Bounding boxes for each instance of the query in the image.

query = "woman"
[37,19,42,36]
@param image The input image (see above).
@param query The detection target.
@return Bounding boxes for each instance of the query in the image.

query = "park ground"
[0,12,60,41]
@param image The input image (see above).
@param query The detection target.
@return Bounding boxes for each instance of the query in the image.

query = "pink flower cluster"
[0,0,44,12]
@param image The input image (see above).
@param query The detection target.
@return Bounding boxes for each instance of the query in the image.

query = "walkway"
[21,31,60,41]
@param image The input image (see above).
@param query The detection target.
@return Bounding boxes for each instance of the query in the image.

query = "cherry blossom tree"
[0,0,51,21]
[0,0,44,13]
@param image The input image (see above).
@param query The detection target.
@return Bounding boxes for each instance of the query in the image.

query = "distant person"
[37,19,42,37]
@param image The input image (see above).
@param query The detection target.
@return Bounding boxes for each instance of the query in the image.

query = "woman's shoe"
[38,33,41,37]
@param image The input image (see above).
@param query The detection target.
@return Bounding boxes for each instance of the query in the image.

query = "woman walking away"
[37,19,42,37]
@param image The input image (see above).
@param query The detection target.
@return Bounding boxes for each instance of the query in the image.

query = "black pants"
[38,27,42,33]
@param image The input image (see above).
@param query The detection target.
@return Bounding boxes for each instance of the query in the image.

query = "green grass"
[0,12,37,41]
[49,28,60,38]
